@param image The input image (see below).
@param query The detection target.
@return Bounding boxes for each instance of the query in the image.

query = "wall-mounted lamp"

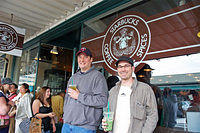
[50,46,58,54]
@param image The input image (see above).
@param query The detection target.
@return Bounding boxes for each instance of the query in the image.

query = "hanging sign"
[0,22,25,57]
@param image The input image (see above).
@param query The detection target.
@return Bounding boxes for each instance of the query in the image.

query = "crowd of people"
[0,78,65,133]
[0,47,199,133]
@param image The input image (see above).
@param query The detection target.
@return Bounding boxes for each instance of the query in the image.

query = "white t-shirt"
[113,85,132,133]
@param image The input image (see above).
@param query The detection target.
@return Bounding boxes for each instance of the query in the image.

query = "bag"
[29,117,42,133]
[19,118,31,133]
[19,117,42,133]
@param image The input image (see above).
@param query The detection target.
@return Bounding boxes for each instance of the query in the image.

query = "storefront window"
[19,45,39,93]
[36,44,73,94]
[0,56,6,77]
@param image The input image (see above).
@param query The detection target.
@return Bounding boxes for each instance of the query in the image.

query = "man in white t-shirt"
[102,56,158,133]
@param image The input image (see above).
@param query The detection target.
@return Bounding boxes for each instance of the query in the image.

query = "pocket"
[132,101,145,120]
[19,118,31,133]
[65,101,88,125]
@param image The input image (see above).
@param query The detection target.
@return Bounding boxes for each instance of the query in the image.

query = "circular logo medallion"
[0,24,18,51]
[102,14,151,71]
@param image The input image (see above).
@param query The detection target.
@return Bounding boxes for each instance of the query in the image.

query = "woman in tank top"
[32,86,56,133]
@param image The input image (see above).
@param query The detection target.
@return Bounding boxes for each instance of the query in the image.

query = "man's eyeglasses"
[117,64,132,69]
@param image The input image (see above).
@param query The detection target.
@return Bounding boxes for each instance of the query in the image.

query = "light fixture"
[34,57,41,61]
[50,46,58,54]
[179,0,186,6]
[34,54,41,60]
[197,32,200,38]
[138,75,145,78]
[187,73,193,76]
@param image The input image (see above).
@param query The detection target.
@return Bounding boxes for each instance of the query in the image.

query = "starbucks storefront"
[19,0,200,132]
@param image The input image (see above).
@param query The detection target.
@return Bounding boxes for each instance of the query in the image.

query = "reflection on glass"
[19,46,39,92]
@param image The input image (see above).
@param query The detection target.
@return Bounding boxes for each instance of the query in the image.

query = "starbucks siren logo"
[102,14,151,71]
[0,24,18,51]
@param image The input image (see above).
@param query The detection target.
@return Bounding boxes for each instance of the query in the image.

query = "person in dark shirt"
[107,76,119,91]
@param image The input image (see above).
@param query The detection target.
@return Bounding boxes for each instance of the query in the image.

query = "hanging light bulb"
[34,56,41,61]
[34,54,41,60]
[50,46,58,54]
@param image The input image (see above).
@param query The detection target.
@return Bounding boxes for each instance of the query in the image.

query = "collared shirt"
[15,93,32,119]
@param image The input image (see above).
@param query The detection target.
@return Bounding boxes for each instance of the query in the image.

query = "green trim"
[102,67,105,75]
[80,23,83,49]
[71,23,84,75]
[23,41,40,51]
[23,0,131,48]
[33,43,41,99]
[11,56,16,80]
[72,48,77,75]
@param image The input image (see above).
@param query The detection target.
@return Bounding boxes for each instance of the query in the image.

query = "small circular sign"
[0,24,18,51]
[102,14,151,72]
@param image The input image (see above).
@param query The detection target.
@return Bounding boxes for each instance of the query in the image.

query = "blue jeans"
[0,126,9,133]
[62,123,96,133]
[42,130,51,133]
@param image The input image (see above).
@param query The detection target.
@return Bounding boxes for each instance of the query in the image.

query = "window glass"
[19,45,39,93]
[36,44,73,94]
[0,56,6,77]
